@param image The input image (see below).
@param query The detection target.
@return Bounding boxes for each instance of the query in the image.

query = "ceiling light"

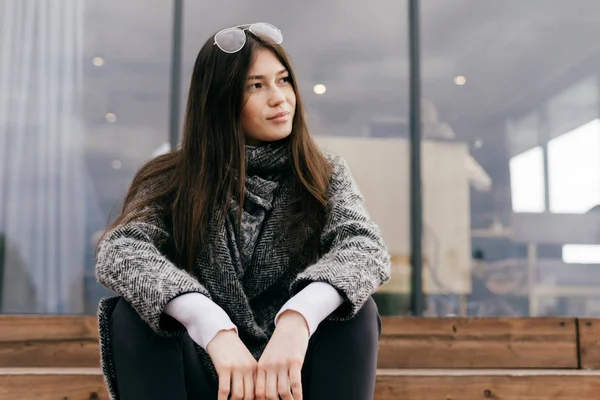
[92,57,105,67]
[313,84,327,95]
[112,160,122,170]
[454,76,467,86]
[474,139,483,148]
[105,113,117,123]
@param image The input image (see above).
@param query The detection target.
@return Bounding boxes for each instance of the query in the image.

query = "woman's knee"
[358,296,379,319]
[110,298,156,354]
[111,298,143,331]
[352,297,381,341]
[316,297,381,346]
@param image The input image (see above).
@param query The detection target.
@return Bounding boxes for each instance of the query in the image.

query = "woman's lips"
[268,112,290,123]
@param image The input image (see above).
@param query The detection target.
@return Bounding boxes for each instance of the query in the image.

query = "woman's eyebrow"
[247,68,288,80]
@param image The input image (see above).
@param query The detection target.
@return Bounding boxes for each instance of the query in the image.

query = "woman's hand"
[255,311,310,400]
[206,329,258,400]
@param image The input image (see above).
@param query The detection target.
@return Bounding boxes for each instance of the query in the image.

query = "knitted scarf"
[225,141,291,275]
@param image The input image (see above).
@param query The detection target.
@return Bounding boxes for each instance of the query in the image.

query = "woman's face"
[241,48,296,146]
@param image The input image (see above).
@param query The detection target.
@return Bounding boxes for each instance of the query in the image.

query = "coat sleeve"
[95,200,210,336]
[290,155,391,320]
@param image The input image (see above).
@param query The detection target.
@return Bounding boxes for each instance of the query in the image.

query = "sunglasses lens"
[249,23,283,44]
[215,28,246,53]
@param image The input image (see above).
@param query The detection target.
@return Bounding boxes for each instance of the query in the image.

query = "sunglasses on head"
[213,22,283,54]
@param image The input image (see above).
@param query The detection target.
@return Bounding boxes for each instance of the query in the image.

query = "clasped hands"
[206,310,310,400]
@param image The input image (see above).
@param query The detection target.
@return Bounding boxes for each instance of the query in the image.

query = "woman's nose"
[268,87,286,106]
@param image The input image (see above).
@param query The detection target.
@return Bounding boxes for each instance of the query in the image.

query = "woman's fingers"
[278,367,293,400]
[230,370,244,400]
[289,361,303,400]
[207,331,260,399]
[243,367,255,400]
[217,368,231,400]
[265,367,278,399]
[255,368,267,399]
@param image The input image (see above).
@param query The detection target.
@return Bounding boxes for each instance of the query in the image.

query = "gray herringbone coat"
[95,151,391,399]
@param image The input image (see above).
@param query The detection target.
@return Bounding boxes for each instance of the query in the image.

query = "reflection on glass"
[509,147,545,213]
[0,0,171,314]
[546,76,598,140]
[423,1,600,317]
[548,119,600,214]
[0,0,86,313]
[563,245,600,264]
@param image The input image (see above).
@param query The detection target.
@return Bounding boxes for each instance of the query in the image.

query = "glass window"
[509,146,545,213]
[182,1,411,315]
[548,118,600,214]
[0,0,172,314]
[422,0,600,317]
[1,0,411,316]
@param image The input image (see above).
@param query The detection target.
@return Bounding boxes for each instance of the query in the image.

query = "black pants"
[110,297,381,400]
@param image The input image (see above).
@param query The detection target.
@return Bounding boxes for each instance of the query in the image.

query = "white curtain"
[0,0,86,313]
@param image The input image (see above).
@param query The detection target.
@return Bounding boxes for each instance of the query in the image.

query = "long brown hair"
[100,30,332,272]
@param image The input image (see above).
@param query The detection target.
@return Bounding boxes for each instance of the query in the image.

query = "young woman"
[96,22,391,400]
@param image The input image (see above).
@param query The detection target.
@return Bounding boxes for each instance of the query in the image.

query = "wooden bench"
[2,315,600,399]
[3,368,600,400]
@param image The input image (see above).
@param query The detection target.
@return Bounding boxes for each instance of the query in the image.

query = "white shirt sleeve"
[275,282,344,337]
[164,292,238,349]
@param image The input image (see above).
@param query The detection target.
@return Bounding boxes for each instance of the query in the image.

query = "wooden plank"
[0,315,581,370]
[375,369,600,400]
[0,316,100,368]
[378,317,578,369]
[0,369,108,400]
[578,318,600,369]
[3,369,600,400]
[0,340,100,368]
[0,316,98,341]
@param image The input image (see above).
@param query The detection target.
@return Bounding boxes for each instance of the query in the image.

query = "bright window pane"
[509,146,546,213]
[548,118,600,214]
[563,245,600,264]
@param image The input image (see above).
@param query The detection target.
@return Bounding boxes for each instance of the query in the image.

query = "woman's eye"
[250,83,262,89]
[280,76,291,84]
